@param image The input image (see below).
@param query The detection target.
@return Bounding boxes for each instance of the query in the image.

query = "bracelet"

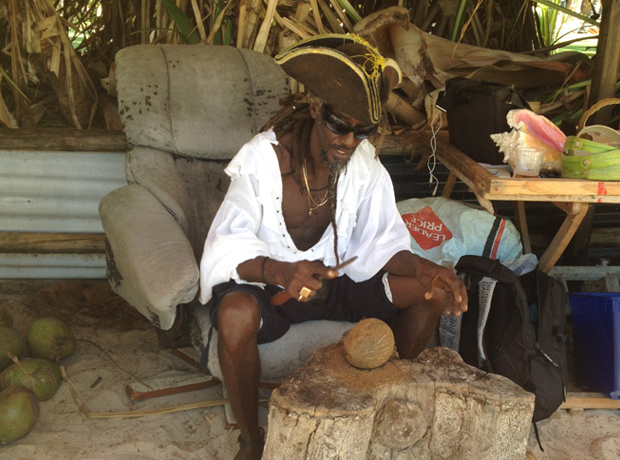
[261,256,270,284]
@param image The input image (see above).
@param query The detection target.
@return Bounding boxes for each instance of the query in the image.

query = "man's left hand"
[383,250,468,316]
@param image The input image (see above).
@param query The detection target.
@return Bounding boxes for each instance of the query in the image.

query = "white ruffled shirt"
[198,129,412,304]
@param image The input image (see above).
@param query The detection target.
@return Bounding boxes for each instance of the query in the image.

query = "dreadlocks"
[262,94,341,266]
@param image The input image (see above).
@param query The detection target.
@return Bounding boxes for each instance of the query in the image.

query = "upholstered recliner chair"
[99,44,354,383]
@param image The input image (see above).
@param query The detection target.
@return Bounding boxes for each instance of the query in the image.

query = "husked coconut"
[26,317,76,363]
[0,358,62,401]
[342,318,395,369]
[0,385,39,444]
[0,327,25,371]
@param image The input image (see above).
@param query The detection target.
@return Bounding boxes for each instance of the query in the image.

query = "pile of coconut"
[0,307,76,445]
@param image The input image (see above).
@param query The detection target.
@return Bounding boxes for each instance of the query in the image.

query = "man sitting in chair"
[199,35,468,460]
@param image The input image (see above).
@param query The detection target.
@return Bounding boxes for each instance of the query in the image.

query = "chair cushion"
[99,185,199,329]
[115,45,290,160]
[192,304,355,381]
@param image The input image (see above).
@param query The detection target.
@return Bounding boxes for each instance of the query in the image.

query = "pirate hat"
[274,34,401,125]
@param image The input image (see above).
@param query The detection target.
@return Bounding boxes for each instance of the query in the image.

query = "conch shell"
[491,109,566,174]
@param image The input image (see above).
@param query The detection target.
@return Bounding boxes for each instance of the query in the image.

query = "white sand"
[2,281,620,460]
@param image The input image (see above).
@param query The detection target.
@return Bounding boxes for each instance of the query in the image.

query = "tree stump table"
[263,346,535,460]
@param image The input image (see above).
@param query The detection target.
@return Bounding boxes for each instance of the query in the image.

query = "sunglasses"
[321,106,378,140]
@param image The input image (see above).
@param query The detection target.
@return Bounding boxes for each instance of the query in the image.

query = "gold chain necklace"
[302,159,328,215]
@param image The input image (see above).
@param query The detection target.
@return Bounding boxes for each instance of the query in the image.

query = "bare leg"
[217,291,264,460]
[386,274,447,359]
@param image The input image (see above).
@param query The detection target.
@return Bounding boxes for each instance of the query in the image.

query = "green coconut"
[0,327,25,372]
[0,308,12,328]
[0,385,39,445]
[26,317,76,363]
[0,358,62,401]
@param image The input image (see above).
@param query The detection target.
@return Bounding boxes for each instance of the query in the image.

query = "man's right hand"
[276,260,338,302]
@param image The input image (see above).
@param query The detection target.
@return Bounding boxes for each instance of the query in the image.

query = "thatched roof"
[0,0,607,132]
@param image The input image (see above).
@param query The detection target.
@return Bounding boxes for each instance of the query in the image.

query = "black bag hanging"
[454,255,568,423]
[436,77,531,165]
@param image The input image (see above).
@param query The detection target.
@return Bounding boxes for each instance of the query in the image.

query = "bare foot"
[234,441,264,460]
[234,429,265,460]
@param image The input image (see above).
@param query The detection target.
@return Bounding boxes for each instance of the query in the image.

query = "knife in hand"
[270,256,358,306]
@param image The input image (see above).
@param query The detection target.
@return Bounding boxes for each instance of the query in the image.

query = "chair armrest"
[99,184,199,330]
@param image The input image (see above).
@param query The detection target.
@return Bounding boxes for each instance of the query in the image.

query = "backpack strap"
[477,277,498,366]
[482,216,505,259]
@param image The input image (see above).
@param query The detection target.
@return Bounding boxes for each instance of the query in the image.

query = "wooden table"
[435,134,620,273]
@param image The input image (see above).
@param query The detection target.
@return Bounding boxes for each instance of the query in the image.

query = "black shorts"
[208,270,400,344]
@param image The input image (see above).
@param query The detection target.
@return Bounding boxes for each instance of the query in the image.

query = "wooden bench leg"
[441,171,457,199]
[513,202,532,254]
[539,202,590,273]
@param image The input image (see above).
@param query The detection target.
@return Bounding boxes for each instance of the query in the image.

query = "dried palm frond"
[0,73,18,128]
[242,0,263,48]
[253,0,279,53]
[5,0,98,129]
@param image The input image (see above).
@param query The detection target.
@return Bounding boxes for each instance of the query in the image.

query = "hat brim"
[275,35,398,125]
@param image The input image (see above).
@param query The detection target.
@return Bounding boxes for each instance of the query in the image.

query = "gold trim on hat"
[275,34,395,125]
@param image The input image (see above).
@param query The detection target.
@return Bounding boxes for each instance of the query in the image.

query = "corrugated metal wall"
[0,151,126,232]
[3,147,620,279]
[0,150,126,278]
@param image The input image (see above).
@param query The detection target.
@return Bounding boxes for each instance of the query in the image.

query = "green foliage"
[532,0,600,27]
[334,0,362,24]
[161,0,201,44]
[451,0,471,42]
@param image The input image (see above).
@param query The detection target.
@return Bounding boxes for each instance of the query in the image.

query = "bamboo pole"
[192,0,207,43]
[243,0,262,49]
[317,0,345,33]
[309,0,326,34]
[145,0,151,43]
[295,3,311,23]
[62,367,264,420]
[274,11,311,39]
[141,0,146,44]
[237,0,247,47]
[253,0,279,53]
[331,0,354,32]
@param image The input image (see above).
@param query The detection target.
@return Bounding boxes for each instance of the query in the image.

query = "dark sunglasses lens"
[322,107,377,139]
[325,118,351,136]
[354,125,378,139]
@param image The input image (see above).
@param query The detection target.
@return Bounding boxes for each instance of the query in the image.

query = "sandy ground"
[1,280,620,460]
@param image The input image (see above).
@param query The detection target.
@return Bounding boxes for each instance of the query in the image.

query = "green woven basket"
[561,99,620,180]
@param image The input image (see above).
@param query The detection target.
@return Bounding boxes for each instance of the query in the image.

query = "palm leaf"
[450,0,471,42]
[532,0,600,27]
[0,65,30,102]
[161,0,201,44]
[333,0,362,24]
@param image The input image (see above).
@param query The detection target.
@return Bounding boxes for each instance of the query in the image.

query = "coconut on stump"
[342,318,396,369]
[264,344,535,460]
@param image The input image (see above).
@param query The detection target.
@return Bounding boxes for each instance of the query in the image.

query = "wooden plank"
[0,129,126,152]
[560,392,620,410]
[513,202,531,254]
[539,202,590,273]
[435,135,620,203]
[441,171,457,198]
[0,232,106,254]
[549,265,620,280]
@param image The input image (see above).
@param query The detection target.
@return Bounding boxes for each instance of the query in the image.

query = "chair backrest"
[114,45,290,257]
[115,45,290,160]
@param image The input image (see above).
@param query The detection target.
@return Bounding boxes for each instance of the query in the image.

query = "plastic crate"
[571,292,620,399]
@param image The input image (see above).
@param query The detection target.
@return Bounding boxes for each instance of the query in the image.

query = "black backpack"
[454,255,568,422]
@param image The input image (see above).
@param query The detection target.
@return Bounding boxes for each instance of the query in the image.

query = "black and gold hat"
[274,34,401,125]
